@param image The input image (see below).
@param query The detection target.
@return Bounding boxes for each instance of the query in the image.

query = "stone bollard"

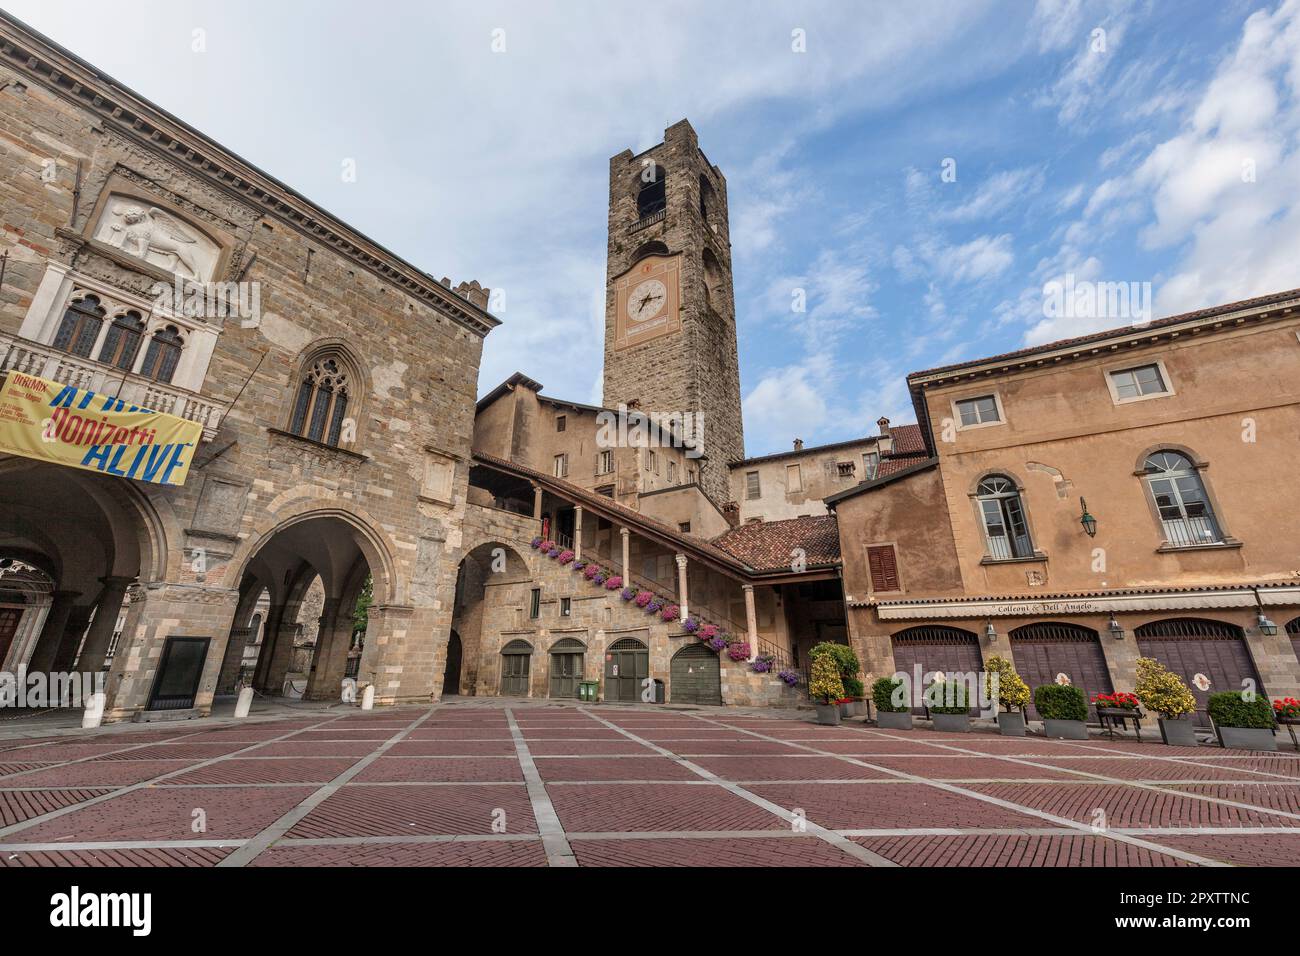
[81,692,105,729]
[361,684,375,710]
[234,686,254,718]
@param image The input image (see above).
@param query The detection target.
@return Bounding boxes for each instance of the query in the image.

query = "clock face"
[627,279,667,324]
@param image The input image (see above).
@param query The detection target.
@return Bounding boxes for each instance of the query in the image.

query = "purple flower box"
[634,591,653,608]
[777,669,799,687]
[708,636,727,652]
[727,642,751,662]
[558,550,575,564]
[683,618,700,633]
[621,587,637,601]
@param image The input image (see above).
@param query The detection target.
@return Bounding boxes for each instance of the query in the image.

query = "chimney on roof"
[793,438,803,451]
[876,416,894,455]
[722,500,740,529]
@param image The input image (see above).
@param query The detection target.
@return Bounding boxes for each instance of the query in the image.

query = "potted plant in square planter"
[842,677,866,717]
[985,655,1030,736]
[810,655,844,726]
[1134,657,1198,746]
[1274,697,1300,751]
[1034,683,1088,739]
[810,642,862,715]
[872,676,912,730]
[926,677,972,732]
[1208,691,1277,751]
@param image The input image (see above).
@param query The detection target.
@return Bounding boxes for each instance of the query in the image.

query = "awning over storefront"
[865,585,1300,620]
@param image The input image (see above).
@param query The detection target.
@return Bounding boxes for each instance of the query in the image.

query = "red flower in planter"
[1091,691,1140,709]
[1275,697,1300,720]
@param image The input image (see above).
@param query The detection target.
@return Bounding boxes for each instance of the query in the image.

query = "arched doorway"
[549,638,584,698]
[448,541,533,699]
[1135,618,1262,727]
[442,629,463,695]
[1288,617,1300,665]
[228,514,380,702]
[500,639,533,696]
[891,626,982,714]
[1009,623,1113,719]
[605,637,649,702]
[671,643,720,705]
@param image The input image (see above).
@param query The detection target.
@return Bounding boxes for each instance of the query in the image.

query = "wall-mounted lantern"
[1079,498,1097,538]
[1107,615,1124,640]
[984,621,997,643]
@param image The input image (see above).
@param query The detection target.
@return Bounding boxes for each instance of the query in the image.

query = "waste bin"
[578,680,599,703]
[652,678,665,704]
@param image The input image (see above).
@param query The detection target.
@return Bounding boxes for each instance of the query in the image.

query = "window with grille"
[867,544,900,592]
[1142,451,1222,546]
[836,461,855,478]
[529,588,541,619]
[976,475,1033,559]
[556,414,566,432]
[290,354,353,447]
[745,471,760,499]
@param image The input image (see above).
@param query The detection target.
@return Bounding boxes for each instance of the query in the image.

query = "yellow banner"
[0,371,202,487]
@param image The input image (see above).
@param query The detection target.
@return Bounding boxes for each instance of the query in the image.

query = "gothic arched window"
[976,475,1033,560]
[53,294,105,358]
[290,354,353,447]
[97,311,146,371]
[138,325,183,384]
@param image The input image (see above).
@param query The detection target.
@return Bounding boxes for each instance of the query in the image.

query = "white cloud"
[939,167,1046,223]
[742,362,831,452]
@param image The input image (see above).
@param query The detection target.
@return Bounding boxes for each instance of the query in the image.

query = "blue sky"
[8,0,1299,456]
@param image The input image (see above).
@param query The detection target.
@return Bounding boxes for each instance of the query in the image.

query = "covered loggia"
[0,459,159,701]
[221,514,379,702]
[449,540,534,697]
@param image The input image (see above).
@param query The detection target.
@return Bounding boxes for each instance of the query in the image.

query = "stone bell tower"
[601,119,745,505]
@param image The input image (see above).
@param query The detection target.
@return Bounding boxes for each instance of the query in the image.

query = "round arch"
[1008,622,1114,718]
[1134,618,1259,727]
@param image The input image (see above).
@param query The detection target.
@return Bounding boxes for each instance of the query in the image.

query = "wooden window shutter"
[867,545,899,592]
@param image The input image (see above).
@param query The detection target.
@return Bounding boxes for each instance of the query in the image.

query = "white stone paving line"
[0,712,353,841]
[218,707,440,867]
[505,708,578,867]
[578,706,897,867]
[684,713,1230,867]
[852,726,1300,825]
[1035,736,1300,781]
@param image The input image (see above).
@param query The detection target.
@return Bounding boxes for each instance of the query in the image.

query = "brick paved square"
[163,757,358,785]
[4,759,192,787]
[851,834,1194,867]
[0,788,113,827]
[251,840,548,866]
[1140,833,1300,867]
[524,739,654,756]
[971,782,1300,828]
[8,786,316,842]
[862,756,1086,781]
[0,846,234,867]
[353,757,523,783]
[249,740,378,757]
[534,757,697,782]
[288,784,536,837]
[748,782,1050,830]
[570,836,865,866]
[549,782,785,832]
[387,739,519,756]
[691,755,889,781]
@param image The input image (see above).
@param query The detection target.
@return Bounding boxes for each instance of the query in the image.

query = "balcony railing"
[1161,514,1222,548]
[0,333,227,441]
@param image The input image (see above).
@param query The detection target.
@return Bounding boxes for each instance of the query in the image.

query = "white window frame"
[553,453,568,478]
[974,475,1034,560]
[862,451,879,480]
[1105,359,1175,406]
[597,449,614,475]
[952,392,1006,432]
[745,470,761,499]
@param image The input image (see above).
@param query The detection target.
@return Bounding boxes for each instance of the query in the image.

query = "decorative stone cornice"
[0,12,500,339]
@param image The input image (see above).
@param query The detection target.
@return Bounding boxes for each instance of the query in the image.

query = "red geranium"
[1092,691,1140,709]
[1274,697,1300,720]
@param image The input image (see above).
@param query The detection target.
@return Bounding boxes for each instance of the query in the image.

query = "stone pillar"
[51,604,94,672]
[675,553,689,622]
[253,604,294,694]
[358,603,415,706]
[305,597,351,700]
[743,584,758,661]
[620,527,631,580]
[26,590,80,674]
[532,482,543,519]
[74,576,134,675]
[3,600,50,672]
[574,506,584,561]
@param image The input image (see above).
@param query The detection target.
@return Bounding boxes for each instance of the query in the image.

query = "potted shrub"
[872,676,912,730]
[985,655,1030,736]
[1133,657,1198,746]
[1034,683,1088,739]
[842,676,866,717]
[810,642,862,714]
[1275,697,1300,751]
[810,655,844,726]
[1208,691,1277,751]
[926,678,972,732]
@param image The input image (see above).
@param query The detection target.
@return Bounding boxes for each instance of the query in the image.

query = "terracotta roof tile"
[886,423,925,455]
[711,515,841,572]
